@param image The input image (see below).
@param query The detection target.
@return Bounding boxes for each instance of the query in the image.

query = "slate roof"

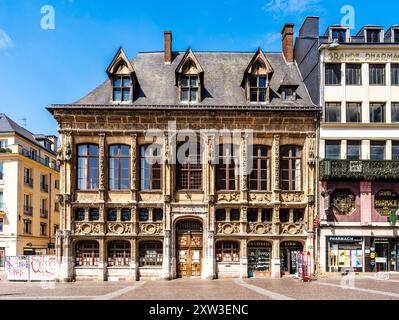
[69,51,317,109]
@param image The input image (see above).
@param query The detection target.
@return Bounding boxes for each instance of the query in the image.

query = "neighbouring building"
[296,17,399,273]
[0,114,60,270]
[48,24,319,281]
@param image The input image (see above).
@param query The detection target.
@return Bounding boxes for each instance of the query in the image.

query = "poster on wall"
[29,255,56,281]
[5,256,30,281]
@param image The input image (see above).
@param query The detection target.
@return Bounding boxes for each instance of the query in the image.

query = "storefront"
[365,237,398,272]
[248,241,272,277]
[280,241,303,275]
[327,236,363,272]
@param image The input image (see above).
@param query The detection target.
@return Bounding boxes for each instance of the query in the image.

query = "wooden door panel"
[177,233,203,278]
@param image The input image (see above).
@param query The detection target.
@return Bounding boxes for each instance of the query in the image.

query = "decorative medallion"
[330,189,355,215]
[217,222,240,235]
[248,222,272,234]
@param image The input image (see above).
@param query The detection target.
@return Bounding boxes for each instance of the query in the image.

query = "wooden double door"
[176,220,203,278]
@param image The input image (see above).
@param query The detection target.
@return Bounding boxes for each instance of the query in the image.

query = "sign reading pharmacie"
[325,50,399,63]
[374,189,399,216]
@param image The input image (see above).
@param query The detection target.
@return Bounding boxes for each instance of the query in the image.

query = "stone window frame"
[108,144,131,191]
[280,145,302,192]
[176,141,203,191]
[139,144,162,192]
[249,145,271,191]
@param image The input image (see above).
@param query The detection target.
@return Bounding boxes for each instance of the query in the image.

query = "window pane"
[259,76,267,88]
[250,89,257,102]
[367,30,380,43]
[190,76,198,87]
[370,103,385,123]
[181,76,189,87]
[107,209,117,221]
[369,64,385,85]
[346,64,362,85]
[122,88,131,101]
[346,103,362,123]
[347,141,361,160]
[190,88,198,102]
[113,77,122,87]
[139,209,149,221]
[391,64,399,85]
[332,29,346,42]
[89,209,99,221]
[78,145,87,156]
[122,77,131,87]
[121,209,131,221]
[259,89,266,102]
[153,209,163,221]
[230,209,240,221]
[216,209,226,221]
[325,64,341,85]
[370,141,385,160]
[113,88,122,101]
[392,103,399,123]
[325,102,341,122]
[279,209,290,223]
[325,141,341,159]
[181,89,189,101]
[250,77,257,87]
[392,142,399,160]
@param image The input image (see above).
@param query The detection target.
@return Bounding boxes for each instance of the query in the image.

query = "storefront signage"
[329,236,362,242]
[280,242,302,247]
[375,257,387,263]
[374,190,399,216]
[325,51,399,63]
[248,241,272,247]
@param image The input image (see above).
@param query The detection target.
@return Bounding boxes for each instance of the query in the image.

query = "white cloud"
[0,29,13,49]
[264,0,323,18]
[255,32,282,51]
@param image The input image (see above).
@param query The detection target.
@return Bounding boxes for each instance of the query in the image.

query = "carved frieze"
[280,192,305,203]
[248,222,272,234]
[139,222,164,235]
[74,222,103,235]
[217,192,240,202]
[107,222,134,235]
[249,193,272,202]
[217,222,240,235]
[280,223,304,235]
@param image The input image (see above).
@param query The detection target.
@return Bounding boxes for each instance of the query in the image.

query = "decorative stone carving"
[208,195,216,205]
[273,135,280,190]
[99,134,105,190]
[131,133,137,190]
[248,222,272,234]
[330,189,355,215]
[64,194,72,204]
[280,192,305,203]
[217,192,240,202]
[139,223,164,235]
[56,194,64,204]
[307,133,316,166]
[107,222,134,235]
[241,133,248,191]
[164,195,171,203]
[280,223,304,235]
[74,222,103,235]
[249,193,272,202]
[217,222,240,235]
[164,132,169,164]
[57,135,72,162]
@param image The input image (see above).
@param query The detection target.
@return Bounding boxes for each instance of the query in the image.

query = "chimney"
[282,23,294,63]
[164,31,172,64]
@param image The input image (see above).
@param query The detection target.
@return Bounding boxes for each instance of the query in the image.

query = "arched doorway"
[247,240,272,277]
[176,219,203,278]
[280,241,303,275]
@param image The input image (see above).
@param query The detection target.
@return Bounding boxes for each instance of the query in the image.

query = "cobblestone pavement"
[0,273,399,300]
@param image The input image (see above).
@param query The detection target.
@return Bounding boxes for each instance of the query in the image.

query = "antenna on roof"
[19,117,27,128]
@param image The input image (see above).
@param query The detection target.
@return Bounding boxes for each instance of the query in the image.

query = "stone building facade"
[49,24,319,281]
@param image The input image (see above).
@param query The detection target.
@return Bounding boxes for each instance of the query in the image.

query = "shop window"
[89,208,99,221]
[139,241,163,267]
[247,208,258,222]
[261,208,273,222]
[248,241,272,276]
[107,209,117,221]
[216,241,240,262]
[75,208,85,221]
[279,209,290,223]
[230,209,240,221]
[216,209,226,222]
[107,241,131,266]
[153,208,163,222]
[139,209,149,221]
[75,241,99,266]
[121,208,131,221]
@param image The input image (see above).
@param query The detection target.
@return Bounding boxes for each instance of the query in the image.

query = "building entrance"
[280,241,303,275]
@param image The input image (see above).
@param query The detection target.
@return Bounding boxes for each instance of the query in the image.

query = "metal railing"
[24,176,33,188]
[40,183,49,193]
[320,159,399,180]
[20,148,60,172]
[24,205,33,215]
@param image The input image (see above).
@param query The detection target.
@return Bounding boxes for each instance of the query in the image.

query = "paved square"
[1,274,399,300]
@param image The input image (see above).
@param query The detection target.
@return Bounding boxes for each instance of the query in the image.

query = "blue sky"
[0,0,398,136]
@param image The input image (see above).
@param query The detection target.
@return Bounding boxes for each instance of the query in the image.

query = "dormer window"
[366,29,381,43]
[106,47,136,103]
[249,74,267,102]
[244,49,273,104]
[394,29,399,43]
[112,76,131,102]
[281,87,296,101]
[181,75,199,102]
[176,48,204,104]
[331,28,347,43]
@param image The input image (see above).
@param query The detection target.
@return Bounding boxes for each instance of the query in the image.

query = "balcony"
[20,148,60,172]
[24,176,33,188]
[40,183,49,193]
[319,159,399,181]
[24,205,33,216]
[40,209,48,219]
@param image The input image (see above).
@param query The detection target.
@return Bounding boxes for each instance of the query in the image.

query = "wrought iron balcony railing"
[40,183,49,193]
[319,159,399,181]
[24,176,33,188]
[20,148,60,172]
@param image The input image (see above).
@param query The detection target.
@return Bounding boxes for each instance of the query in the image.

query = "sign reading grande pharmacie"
[325,51,399,63]
[374,190,399,216]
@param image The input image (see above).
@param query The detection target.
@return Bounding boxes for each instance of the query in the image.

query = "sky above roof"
[0,0,398,135]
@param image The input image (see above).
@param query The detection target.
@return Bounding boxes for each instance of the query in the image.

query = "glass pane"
[216,209,226,221]
[230,209,240,221]
[347,141,360,160]
[259,76,267,88]
[113,77,122,87]
[250,77,257,87]
[113,88,122,101]
[181,89,189,101]
[109,145,119,157]
[139,209,149,221]
[259,89,266,102]
[122,77,131,87]
[325,141,341,159]
[90,209,99,221]
[190,76,198,87]
[190,88,198,102]
[120,145,130,156]
[392,104,399,123]
[78,145,87,156]
[121,209,131,221]
[122,89,131,101]
[181,76,189,87]
[392,142,399,160]
[370,142,385,160]
[107,209,117,221]
[153,209,163,221]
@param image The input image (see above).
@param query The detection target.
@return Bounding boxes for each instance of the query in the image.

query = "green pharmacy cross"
[388,211,399,226]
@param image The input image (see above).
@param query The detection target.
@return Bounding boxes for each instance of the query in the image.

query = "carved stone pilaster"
[98,133,105,191]
[241,132,248,192]
[273,134,280,191]
[307,133,316,166]
[131,133,137,192]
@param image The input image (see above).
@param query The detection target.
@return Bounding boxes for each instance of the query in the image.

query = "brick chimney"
[164,31,172,64]
[281,23,294,63]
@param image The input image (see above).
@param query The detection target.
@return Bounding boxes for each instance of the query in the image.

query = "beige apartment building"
[0,114,60,269]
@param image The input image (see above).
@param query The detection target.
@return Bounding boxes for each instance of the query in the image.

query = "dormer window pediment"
[176,48,203,103]
[106,47,135,103]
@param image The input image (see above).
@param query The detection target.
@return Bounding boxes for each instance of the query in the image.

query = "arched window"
[140,144,161,191]
[177,141,202,190]
[280,146,302,191]
[75,241,99,266]
[216,241,240,262]
[249,145,270,191]
[139,241,163,267]
[77,144,99,190]
[109,145,130,191]
[216,144,239,191]
[107,241,131,266]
